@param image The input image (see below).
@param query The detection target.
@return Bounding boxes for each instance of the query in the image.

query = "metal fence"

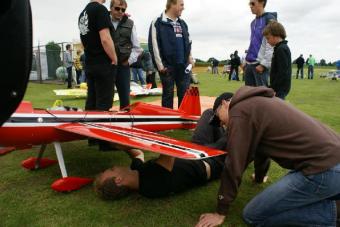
[31,42,79,83]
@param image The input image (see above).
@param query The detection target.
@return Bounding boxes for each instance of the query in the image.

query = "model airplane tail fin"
[179,87,201,116]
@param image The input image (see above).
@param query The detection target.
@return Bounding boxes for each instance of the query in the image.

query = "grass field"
[1,67,339,227]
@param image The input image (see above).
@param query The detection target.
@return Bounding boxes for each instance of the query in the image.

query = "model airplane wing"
[53,89,87,97]
[53,89,120,101]
[56,123,225,160]
[130,82,162,97]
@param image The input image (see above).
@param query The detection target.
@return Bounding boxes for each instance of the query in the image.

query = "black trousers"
[159,64,190,109]
[296,67,304,79]
[115,65,131,109]
[85,64,116,111]
[76,70,82,84]
[146,72,157,89]
[66,67,73,88]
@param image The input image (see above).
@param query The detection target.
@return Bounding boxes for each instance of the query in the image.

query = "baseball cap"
[209,92,234,126]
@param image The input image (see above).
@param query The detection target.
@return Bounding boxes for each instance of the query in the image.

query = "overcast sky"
[30,0,340,62]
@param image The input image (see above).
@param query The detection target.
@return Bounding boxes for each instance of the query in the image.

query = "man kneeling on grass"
[94,109,228,199]
[196,86,340,227]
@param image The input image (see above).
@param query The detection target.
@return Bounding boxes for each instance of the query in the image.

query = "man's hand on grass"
[195,213,226,227]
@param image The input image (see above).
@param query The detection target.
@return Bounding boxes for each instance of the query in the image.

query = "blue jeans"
[160,64,190,109]
[308,65,314,79]
[245,64,269,87]
[132,68,145,85]
[243,163,340,227]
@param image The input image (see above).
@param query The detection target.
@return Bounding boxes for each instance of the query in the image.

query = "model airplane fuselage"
[1,101,196,148]
[0,87,225,192]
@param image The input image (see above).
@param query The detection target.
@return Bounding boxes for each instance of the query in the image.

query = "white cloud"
[30,0,340,62]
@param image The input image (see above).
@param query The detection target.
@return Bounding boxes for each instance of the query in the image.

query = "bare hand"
[159,67,168,74]
[195,213,226,227]
[111,55,118,65]
[189,57,195,68]
[251,173,269,183]
[255,65,265,74]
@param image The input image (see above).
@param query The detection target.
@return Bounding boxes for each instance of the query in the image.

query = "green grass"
[1,67,340,226]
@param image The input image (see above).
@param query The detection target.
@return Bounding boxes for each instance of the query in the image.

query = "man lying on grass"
[94,109,228,199]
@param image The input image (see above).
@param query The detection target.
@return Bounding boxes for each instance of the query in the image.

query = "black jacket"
[231,55,241,68]
[148,13,191,70]
[270,40,292,94]
[295,56,305,68]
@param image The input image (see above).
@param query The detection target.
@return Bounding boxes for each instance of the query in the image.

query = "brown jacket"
[217,86,340,215]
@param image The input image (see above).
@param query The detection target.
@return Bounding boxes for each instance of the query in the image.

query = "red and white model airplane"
[0,87,225,192]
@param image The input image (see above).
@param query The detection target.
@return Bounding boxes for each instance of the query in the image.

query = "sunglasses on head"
[249,1,256,6]
[113,6,126,13]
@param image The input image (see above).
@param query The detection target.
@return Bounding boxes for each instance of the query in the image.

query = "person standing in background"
[79,0,118,111]
[212,58,220,75]
[149,0,193,109]
[263,21,292,100]
[110,0,142,109]
[295,54,305,79]
[244,0,277,87]
[229,51,241,81]
[74,50,83,85]
[140,50,157,89]
[130,59,146,86]
[307,54,316,79]
[63,44,73,89]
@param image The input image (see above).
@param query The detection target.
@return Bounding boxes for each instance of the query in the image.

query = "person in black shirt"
[295,54,305,79]
[94,109,228,200]
[229,51,241,81]
[78,0,118,111]
[263,21,291,100]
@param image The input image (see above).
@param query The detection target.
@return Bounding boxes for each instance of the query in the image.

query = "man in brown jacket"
[196,86,340,227]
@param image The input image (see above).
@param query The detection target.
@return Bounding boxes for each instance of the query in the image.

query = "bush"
[46,42,62,79]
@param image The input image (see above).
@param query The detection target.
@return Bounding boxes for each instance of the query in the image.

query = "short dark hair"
[94,174,130,200]
[258,0,267,7]
[66,44,71,50]
[213,92,234,112]
[209,92,234,126]
[263,21,287,39]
